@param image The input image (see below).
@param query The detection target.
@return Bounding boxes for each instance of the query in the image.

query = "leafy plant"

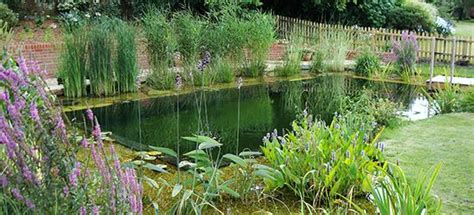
[391,31,419,77]
[259,113,386,208]
[0,3,18,29]
[460,87,474,112]
[369,163,442,214]
[173,11,204,66]
[0,20,13,51]
[428,82,461,114]
[355,48,381,77]
[244,12,275,77]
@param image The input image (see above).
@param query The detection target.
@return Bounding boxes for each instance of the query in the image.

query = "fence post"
[429,37,436,90]
[450,37,456,84]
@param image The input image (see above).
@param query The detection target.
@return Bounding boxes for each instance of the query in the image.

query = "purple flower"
[80,206,87,215]
[25,199,35,210]
[0,175,8,187]
[86,109,94,121]
[63,186,69,197]
[22,166,34,183]
[69,162,81,187]
[81,137,89,148]
[12,188,24,201]
[30,103,40,123]
[92,205,99,215]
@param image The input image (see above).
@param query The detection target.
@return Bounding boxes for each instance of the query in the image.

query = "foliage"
[0,58,142,214]
[0,3,18,29]
[173,11,204,66]
[369,163,442,214]
[310,32,350,73]
[60,30,88,98]
[243,11,275,77]
[387,2,436,32]
[148,135,258,213]
[429,83,461,114]
[259,113,386,207]
[391,31,419,77]
[355,48,381,77]
[0,20,13,51]
[115,20,139,93]
[460,87,474,112]
[212,58,235,83]
[275,34,303,77]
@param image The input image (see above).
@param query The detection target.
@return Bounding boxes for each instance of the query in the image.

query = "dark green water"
[67,75,424,155]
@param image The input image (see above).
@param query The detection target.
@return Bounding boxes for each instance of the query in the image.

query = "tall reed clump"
[115,20,139,93]
[88,22,115,96]
[173,11,204,67]
[60,29,88,98]
[0,58,143,214]
[310,32,350,73]
[142,9,177,90]
[244,12,275,77]
[392,31,419,78]
[60,19,139,97]
[275,32,303,77]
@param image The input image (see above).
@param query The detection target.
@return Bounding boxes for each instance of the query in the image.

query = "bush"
[0,3,18,29]
[387,3,435,32]
[355,49,381,77]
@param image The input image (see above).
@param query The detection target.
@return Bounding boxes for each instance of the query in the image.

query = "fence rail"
[275,15,474,64]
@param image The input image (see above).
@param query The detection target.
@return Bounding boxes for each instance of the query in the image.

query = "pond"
[67,74,429,156]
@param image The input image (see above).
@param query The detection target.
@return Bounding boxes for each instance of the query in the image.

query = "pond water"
[67,74,430,155]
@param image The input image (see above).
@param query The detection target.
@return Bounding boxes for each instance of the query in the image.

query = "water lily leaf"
[223,154,247,167]
[149,146,177,158]
[239,151,262,157]
[172,184,183,197]
[143,163,168,173]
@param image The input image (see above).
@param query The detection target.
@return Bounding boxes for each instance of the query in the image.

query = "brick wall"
[8,41,286,78]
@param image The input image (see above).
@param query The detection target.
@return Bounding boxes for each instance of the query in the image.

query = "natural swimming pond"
[67,75,429,155]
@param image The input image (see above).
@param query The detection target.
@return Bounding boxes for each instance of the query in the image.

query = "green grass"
[417,63,474,78]
[382,113,474,213]
[454,20,474,37]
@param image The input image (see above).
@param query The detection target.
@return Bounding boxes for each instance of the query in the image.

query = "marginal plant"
[60,29,88,98]
[243,12,275,77]
[275,33,303,77]
[310,32,350,73]
[355,48,381,77]
[0,58,143,214]
[369,163,442,214]
[258,112,386,208]
[460,87,474,112]
[392,31,419,77]
[173,11,204,67]
[211,58,235,83]
[115,20,138,93]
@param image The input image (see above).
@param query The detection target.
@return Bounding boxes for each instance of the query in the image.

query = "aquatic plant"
[211,58,235,83]
[259,112,386,208]
[60,28,88,98]
[115,20,138,93]
[460,87,474,112]
[0,57,143,214]
[370,163,442,214]
[173,11,204,66]
[310,32,350,73]
[392,31,419,77]
[275,33,303,77]
[244,12,275,77]
[432,83,461,114]
[355,48,382,77]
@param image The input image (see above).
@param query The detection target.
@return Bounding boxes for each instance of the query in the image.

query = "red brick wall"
[8,41,286,78]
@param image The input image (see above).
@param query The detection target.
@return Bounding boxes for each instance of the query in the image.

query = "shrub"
[258,113,386,205]
[460,87,474,112]
[0,3,18,29]
[392,31,419,77]
[387,2,435,32]
[355,49,382,77]
[0,58,143,214]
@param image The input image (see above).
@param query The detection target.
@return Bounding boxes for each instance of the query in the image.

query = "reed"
[60,29,88,98]
[88,22,115,96]
[115,20,139,93]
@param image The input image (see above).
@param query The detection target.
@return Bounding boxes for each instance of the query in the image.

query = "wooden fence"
[276,15,474,64]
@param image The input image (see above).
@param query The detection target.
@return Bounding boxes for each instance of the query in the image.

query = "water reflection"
[67,75,428,154]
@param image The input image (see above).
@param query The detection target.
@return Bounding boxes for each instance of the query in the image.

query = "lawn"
[454,20,474,37]
[417,63,474,78]
[382,113,474,213]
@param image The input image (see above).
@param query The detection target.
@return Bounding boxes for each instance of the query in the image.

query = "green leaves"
[182,135,223,150]
[223,154,247,167]
[149,146,178,158]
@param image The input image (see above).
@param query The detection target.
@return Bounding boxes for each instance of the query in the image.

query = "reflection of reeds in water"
[306,75,346,122]
[282,81,304,114]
